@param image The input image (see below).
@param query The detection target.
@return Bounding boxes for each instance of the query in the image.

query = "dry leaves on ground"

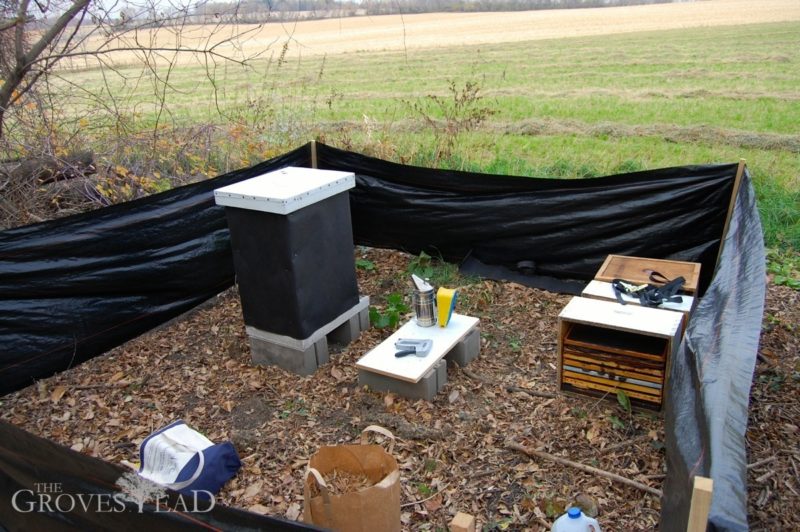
[2,247,797,531]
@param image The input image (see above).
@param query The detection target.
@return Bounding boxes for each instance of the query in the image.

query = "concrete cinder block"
[436,357,447,388]
[445,327,481,367]
[328,313,361,346]
[245,296,369,375]
[358,306,370,332]
[358,360,447,401]
[250,332,330,375]
[250,336,319,376]
[314,336,329,366]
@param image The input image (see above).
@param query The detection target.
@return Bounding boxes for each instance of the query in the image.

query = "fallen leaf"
[331,367,344,381]
[50,385,67,404]
[109,371,125,383]
[243,480,263,502]
[448,390,460,404]
[384,393,395,408]
[285,502,301,520]
[248,503,270,515]
[576,493,599,518]
[423,493,442,513]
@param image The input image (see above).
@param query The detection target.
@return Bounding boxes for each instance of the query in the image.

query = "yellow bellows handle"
[436,287,458,327]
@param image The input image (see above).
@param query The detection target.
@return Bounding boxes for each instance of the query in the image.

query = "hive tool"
[394,339,433,358]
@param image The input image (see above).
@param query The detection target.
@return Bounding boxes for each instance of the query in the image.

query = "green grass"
[52,20,800,249]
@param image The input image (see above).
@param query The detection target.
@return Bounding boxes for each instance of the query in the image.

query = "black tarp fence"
[0,419,319,531]
[0,142,764,530]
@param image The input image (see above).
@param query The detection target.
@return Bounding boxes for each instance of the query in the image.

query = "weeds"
[407,251,463,288]
[355,258,376,271]
[407,79,496,165]
[369,293,410,329]
[767,247,800,290]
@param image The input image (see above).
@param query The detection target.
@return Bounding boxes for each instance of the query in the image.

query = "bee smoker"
[411,274,436,327]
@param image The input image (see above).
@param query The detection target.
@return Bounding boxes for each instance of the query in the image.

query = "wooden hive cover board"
[594,255,701,294]
[559,297,683,339]
[356,314,479,383]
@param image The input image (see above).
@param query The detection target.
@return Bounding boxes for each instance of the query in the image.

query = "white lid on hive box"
[213,166,355,215]
[559,296,683,338]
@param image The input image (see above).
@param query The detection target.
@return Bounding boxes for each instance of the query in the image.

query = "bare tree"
[0,0,264,139]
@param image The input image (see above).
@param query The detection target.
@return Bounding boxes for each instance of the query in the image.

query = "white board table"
[356,313,480,383]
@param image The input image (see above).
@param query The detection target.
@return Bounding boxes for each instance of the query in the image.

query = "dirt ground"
[2,247,797,530]
[75,0,800,67]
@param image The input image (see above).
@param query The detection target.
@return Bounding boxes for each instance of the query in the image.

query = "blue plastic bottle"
[551,507,601,532]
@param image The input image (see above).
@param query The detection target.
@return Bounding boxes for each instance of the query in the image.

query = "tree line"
[193,0,682,23]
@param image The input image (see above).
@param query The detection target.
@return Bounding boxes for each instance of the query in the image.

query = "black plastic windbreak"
[0,146,310,396]
[0,142,763,530]
[315,144,734,292]
[0,420,321,531]
[661,170,765,532]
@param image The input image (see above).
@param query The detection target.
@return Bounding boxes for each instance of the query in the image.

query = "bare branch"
[15,0,32,64]
[21,0,91,71]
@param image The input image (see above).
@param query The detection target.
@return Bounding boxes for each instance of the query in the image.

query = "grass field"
[53,3,800,251]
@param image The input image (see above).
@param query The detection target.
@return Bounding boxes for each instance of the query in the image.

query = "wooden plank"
[563,334,667,362]
[594,255,701,294]
[562,377,661,404]
[557,318,567,389]
[563,370,662,397]
[559,297,684,339]
[355,314,479,383]
[563,348,666,372]
[564,364,662,389]
[560,386,662,411]
[563,355,664,383]
[686,476,714,532]
[714,159,746,269]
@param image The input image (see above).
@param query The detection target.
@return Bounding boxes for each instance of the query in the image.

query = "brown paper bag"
[303,425,400,532]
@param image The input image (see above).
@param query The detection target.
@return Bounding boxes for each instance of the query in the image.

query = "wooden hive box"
[594,255,701,295]
[557,297,684,411]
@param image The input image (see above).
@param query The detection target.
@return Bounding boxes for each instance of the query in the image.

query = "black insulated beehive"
[214,167,360,340]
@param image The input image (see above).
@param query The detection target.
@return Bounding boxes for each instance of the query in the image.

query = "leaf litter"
[1,247,797,531]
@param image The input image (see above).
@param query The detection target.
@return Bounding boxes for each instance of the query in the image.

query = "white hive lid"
[213,166,355,215]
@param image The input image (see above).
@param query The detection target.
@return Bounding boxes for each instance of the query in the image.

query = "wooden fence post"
[686,476,714,532]
[310,139,318,169]
[715,159,746,268]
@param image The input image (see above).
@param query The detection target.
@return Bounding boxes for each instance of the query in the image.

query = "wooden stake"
[449,512,476,532]
[686,476,713,532]
[505,439,663,497]
[310,139,318,169]
[715,159,746,268]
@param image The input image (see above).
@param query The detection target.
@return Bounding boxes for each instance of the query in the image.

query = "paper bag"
[303,425,400,532]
